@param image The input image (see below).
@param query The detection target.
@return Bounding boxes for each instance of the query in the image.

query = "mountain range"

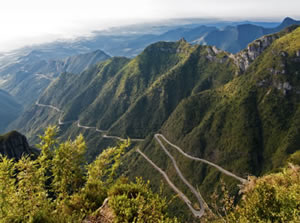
[8,25,300,220]
[71,17,300,56]
[1,17,300,220]
[126,25,300,215]
[194,17,300,53]
[0,50,110,108]
[0,17,299,111]
[11,24,300,170]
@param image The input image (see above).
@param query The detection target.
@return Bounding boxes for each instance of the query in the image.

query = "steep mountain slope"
[0,90,22,133]
[12,39,237,158]
[9,25,300,220]
[0,18,298,109]
[13,26,300,160]
[0,50,110,107]
[124,26,300,214]
[0,131,37,159]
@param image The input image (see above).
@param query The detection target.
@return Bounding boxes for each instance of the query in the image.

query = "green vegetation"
[0,127,299,222]
[207,164,300,222]
[0,50,110,108]
[108,178,178,223]
[14,40,236,158]
[8,26,300,221]
[122,26,300,219]
[0,126,177,223]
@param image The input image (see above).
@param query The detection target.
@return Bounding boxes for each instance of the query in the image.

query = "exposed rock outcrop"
[206,46,230,64]
[0,131,38,159]
[233,25,299,74]
[233,34,278,73]
[275,81,293,95]
[83,198,115,223]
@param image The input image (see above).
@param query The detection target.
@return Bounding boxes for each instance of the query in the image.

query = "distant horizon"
[1,0,300,52]
[1,16,299,54]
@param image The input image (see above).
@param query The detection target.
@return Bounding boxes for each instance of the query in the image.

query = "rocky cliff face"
[233,25,299,74]
[0,131,37,159]
[233,35,277,72]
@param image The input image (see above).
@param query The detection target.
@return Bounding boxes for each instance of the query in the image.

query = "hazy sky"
[0,0,300,52]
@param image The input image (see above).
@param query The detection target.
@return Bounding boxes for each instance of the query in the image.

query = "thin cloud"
[0,0,299,52]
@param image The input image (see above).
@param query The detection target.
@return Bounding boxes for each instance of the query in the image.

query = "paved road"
[137,149,204,218]
[77,121,97,130]
[96,128,107,133]
[35,102,144,142]
[155,134,247,184]
[102,134,144,142]
[35,73,54,81]
[58,118,75,125]
[154,134,206,217]
[102,134,126,141]
[35,102,62,112]
[36,101,247,218]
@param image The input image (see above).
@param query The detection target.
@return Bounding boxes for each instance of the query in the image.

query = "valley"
[35,100,246,219]
[0,13,300,222]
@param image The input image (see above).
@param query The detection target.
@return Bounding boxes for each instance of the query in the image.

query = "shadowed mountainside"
[0,50,110,107]
[0,90,22,133]
[0,131,37,159]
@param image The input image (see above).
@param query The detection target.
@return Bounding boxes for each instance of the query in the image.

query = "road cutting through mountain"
[35,101,248,218]
[137,149,205,218]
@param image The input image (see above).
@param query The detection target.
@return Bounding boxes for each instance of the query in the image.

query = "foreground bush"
[210,164,300,223]
[0,126,177,223]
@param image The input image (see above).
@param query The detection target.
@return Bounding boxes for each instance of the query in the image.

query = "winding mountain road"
[58,118,75,125]
[137,149,204,218]
[35,102,144,142]
[35,101,247,218]
[154,135,206,217]
[155,134,247,184]
[35,73,54,81]
[35,102,62,112]
[77,121,97,130]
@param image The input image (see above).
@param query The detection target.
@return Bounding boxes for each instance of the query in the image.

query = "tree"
[52,134,87,199]
[14,156,52,222]
[0,156,16,221]
[0,127,177,222]
[212,164,300,223]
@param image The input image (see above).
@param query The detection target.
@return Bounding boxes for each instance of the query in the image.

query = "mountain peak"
[178,37,187,43]
[281,17,297,26]
[283,17,295,22]
[234,25,299,73]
